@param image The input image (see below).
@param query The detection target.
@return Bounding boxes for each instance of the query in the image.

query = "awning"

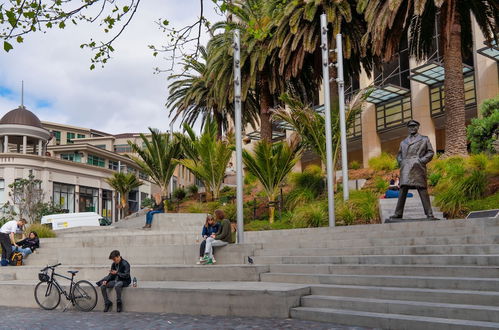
[477,40,499,61]
[366,84,410,104]
[246,130,286,141]
[409,60,473,86]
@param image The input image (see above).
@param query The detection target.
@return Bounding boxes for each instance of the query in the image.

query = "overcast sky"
[0,1,221,134]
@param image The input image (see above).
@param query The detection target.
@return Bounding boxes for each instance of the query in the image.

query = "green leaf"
[123,6,129,13]
[16,36,23,43]
[162,19,169,26]
[90,64,95,70]
[59,21,65,29]
[3,41,13,52]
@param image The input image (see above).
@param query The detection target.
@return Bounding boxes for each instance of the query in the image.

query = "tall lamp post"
[233,30,245,244]
[320,13,349,227]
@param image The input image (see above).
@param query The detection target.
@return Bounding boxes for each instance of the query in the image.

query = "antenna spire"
[21,80,24,108]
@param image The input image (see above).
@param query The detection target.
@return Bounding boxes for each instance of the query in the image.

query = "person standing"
[0,218,26,266]
[96,250,131,312]
[389,120,439,221]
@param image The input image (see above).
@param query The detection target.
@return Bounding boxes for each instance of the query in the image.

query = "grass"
[245,219,293,231]
[26,223,56,238]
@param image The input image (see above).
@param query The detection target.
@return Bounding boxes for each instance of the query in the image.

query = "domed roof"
[0,106,43,128]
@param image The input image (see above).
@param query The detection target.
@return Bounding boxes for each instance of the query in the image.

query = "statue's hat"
[406,119,420,127]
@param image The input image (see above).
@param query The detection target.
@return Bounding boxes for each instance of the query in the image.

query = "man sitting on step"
[96,250,131,313]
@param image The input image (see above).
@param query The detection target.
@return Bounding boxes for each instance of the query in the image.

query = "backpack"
[10,252,23,266]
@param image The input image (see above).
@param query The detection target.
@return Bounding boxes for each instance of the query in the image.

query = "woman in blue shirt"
[197,214,220,264]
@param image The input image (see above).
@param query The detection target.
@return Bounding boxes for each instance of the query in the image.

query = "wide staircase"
[1,214,498,329]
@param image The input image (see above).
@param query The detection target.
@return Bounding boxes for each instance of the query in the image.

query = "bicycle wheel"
[72,280,98,312]
[34,281,61,310]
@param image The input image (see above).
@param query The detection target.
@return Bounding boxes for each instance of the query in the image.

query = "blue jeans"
[146,210,163,225]
[11,246,32,257]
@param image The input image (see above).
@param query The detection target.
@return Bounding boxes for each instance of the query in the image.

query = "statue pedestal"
[384,217,441,224]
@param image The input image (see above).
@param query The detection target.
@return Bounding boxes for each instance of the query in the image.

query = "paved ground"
[0,307,372,330]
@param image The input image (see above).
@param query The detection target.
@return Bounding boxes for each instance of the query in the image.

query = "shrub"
[244,172,258,185]
[465,192,499,212]
[205,201,222,214]
[368,153,398,171]
[173,188,187,201]
[335,190,379,225]
[187,185,199,196]
[290,201,328,228]
[467,96,499,154]
[186,203,205,213]
[245,219,293,231]
[141,197,154,209]
[373,176,389,193]
[487,155,499,175]
[26,223,56,238]
[428,172,442,187]
[349,160,361,170]
[286,165,325,209]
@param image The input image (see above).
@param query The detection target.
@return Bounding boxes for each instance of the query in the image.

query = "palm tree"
[243,139,302,223]
[167,46,259,139]
[175,117,234,200]
[208,0,319,142]
[105,172,143,219]
[357,0,497,156]
[273,89,371,175]
[127,128,182,197]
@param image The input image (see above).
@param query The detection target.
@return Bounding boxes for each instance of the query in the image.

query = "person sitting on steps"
[12,231,39,258]
[200,209,234,265]
[143,193,165,229]
[0,218,26,266]
[96,250,131,313]
[197,214,220,264]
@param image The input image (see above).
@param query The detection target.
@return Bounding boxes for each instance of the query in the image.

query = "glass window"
[430,74,476,117]
[108,160,119,171]
[53,131,61,143]
[87,154,105,167]
[139,171,148,180]
[79,186,99,212]
[53,182,75,213]
[114,144,132,153]
[60,153,81,162]
[347,113,362,139]
[127,166,137,174]
[77,134,86,139]
[67,132,75,144]
[0,179,5,205]
[102,189,113,221]
[376,96,412,131]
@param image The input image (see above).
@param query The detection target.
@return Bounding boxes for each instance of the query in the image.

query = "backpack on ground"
[10,252,23,266]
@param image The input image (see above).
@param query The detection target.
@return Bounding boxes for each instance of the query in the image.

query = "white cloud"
[0,0,221,134]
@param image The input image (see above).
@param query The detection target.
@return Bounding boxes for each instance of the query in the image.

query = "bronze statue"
[389,120,439,221]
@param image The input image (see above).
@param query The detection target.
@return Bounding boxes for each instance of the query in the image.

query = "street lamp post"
[320,14,336,227]
[233,30,245,244]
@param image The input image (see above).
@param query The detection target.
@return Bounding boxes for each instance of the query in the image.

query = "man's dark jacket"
[98,258,131,287]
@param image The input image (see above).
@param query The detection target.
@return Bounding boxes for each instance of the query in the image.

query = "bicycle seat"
[67,270,79,275]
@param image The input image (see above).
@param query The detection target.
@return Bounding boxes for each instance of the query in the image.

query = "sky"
[0,1,222,134]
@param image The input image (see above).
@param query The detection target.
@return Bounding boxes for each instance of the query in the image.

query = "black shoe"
[116,301,122,313]
[103,301,112,312]
[427,216,440,220]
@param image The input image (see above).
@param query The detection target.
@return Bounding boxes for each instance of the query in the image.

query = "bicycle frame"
[44,267,76,302]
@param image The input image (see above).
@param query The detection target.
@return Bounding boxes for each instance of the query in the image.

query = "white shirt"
[0,220,23,234]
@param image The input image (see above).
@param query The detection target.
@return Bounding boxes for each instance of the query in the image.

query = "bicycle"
[34,263,98,312]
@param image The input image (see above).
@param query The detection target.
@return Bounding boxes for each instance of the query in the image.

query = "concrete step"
[252,254,499,266]
[268,264,499,278]
[309,285,499,306]
[254,244,499,257]
[244,218,499,243]
[301,295,499,322]
[0,264,269,282]
[0,280,309,318]
[261,273,499,291]
[291,307,499,329]
[23,244,255,266]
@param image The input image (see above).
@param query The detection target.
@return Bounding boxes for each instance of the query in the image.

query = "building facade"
[0,107,187,222]
[244,18,498,170]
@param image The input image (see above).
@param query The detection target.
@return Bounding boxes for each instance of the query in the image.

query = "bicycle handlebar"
[40,263,61,272]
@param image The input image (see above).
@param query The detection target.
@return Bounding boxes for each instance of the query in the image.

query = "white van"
[41,212,102,231]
